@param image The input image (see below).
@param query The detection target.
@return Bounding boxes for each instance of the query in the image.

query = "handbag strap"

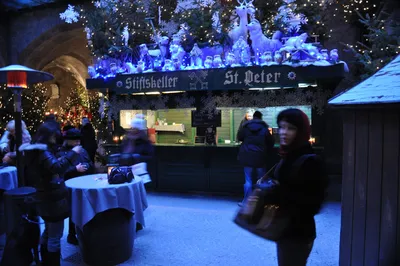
[274,154,317,180]
[260,163,278,180]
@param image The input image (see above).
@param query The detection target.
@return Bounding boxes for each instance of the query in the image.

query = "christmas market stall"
[61,0,347,194]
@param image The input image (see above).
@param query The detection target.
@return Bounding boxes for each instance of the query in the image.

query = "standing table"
[66,174,148,265]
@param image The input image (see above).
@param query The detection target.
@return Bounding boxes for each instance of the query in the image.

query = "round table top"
[0,166,17,175]
[65,174,139,190]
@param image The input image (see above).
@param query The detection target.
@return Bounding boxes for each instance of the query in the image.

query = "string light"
[0,83,49,133]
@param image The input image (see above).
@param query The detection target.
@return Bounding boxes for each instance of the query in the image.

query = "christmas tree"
[0,83,50,134]
[340,1,400,81]
[60,81,91,127]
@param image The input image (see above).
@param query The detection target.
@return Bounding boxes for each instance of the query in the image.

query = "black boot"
[46,251,61,266]
[67,219,78,245]
[40,244,48,265]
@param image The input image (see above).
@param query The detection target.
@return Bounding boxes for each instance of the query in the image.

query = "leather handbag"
[234,154,317,241]
[234,182,290,241]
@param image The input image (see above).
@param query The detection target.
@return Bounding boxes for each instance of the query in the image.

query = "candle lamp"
[0,65,53,187]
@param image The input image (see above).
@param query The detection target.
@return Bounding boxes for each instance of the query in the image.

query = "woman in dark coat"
[259,108,328,266]
[19,122,84,266]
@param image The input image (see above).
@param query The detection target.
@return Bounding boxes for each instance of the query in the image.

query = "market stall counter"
[104,144,325,195]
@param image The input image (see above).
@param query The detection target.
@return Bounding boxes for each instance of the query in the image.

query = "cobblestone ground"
[59,192,340,266]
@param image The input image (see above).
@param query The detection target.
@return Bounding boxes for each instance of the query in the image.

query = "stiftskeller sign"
[115,71,183,93]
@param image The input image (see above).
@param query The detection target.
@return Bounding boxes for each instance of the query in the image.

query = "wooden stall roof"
[329,55,400,106]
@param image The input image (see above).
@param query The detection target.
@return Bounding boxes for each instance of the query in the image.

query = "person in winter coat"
[237,111,274,205]
[80,117,97,163]
[1,120,31,165]
[56,128,94,246]
[19,122,84,266]
[119,115,154,166]
[236,111,252,142]
[258,108,328,266]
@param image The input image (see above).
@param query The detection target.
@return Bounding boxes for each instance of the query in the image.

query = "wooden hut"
[328,55,400,266]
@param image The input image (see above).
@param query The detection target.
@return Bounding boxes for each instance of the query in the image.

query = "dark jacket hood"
[242,119,269,133]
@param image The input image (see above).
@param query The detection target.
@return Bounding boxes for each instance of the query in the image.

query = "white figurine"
[190,43,203,69]
[204,56,213,69]
[226,53,236,67]
[247,19,272,64]
[137,60,145,73]
[229,0,253,44]
[274,52,283,64]
[330,49,339,62]
[163,59,174,71]
[213,55,224,68]
[232,36,250,65]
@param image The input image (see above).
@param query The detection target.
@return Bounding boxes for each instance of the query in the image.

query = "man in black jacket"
[80,117,97,163]
[237,111,275,205]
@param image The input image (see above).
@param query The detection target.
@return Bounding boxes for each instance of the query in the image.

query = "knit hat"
[253,111,262,119]
[63,128,81,140]
[277,108,311,150]
[130,114,147,130]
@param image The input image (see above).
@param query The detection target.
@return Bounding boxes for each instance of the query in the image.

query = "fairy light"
[0,83,49,132]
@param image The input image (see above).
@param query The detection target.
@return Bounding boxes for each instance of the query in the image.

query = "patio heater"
[0,65,53,186]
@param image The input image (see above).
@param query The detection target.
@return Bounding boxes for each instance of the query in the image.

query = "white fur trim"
[19,143,48,152]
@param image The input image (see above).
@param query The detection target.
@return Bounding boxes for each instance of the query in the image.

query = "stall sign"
[112,65,301,93]
[218,65,298,89]
[114,71,186,93]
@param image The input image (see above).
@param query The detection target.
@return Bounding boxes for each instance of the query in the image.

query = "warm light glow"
[7,71,28,88]
[113,136,119,142]
[309,137,316,144]
[162,91,185,94]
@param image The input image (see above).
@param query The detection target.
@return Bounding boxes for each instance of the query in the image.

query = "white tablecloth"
[0,166,18,191]
[65,174,148,230]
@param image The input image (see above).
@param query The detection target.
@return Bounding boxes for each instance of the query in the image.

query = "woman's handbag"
[233,164,291,241]
[234,154,318,241]
[234,183,291,241]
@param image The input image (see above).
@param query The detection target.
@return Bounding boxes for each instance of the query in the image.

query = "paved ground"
[60,192,341,266]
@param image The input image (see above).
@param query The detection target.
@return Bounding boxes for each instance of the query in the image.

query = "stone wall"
[8,6,66,64]
[0,12,9,66]
[44,67,82,114]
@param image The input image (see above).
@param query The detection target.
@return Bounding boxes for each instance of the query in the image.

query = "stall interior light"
[131,92,145,95]
[249,87,284,91]
[298,83,318,88]
[145,92,161,95]
[162,91,185,94]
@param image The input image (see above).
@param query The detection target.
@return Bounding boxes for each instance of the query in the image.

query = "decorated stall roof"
[61,0,349,93]
[329,55,400,106]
